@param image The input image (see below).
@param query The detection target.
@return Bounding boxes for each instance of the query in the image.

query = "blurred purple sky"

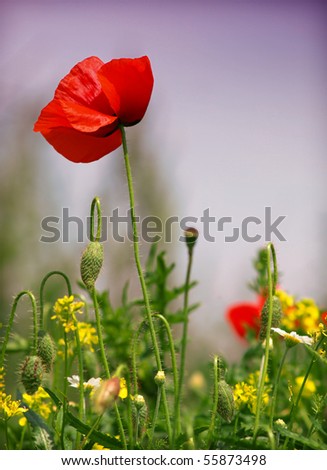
[1,0,327,359]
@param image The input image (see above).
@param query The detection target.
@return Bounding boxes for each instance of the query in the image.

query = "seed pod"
[217,380,235,423]
[80,241,104,291]
[259,295,282,341]
[21,355,43,395]
[37,330,56,373]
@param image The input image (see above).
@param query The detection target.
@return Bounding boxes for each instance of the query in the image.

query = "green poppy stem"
[269,346,289,428]
[175,247,194,439]
[253,242,276,439]
[0,291,38,368]
[120,125,172,447]
[39,271,73,330]
[207,355,219,449]
[91,287,127,450]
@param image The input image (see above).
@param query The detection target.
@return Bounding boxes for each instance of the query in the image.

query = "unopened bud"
[154,370,166,386]
[93,377,120,413]
[183,227,199,252]
[37,330,56,373]
[21,355,43,395]
[259,296,282,341]
[80,241,104,291]
[217,380,235,423]
[134,394,145,410]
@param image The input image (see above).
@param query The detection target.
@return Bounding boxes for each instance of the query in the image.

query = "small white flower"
[67,375,80,388]
[271,327,313,347]
[67,375,102,390]
[84,377,102,390]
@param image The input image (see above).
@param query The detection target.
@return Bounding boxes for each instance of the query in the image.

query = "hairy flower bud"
[259,295,282,341]
[134,394,146,410]
[80,241,104,291]
[93,377,120,413]
[217,380,235,423]
[37,330,56,373]
[21,355,43,395]
[154,370,166,386]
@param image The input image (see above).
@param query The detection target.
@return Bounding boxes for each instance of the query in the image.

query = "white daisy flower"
[67,375,102,390]
[271,327,313,347]
[67,375,80,388]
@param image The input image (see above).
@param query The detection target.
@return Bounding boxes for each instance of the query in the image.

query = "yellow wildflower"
[276,290,320,334]
[0,394,27,419]
[78,322,98,352]
[92,443,109,450]
[294,376,316,398]
[233,371,269,414]
[118,378,128,399]
[51,295,84,333]
[19,386,53,427]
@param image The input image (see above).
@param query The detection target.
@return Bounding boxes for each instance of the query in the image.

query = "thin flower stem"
[114,363,134,447]
[283,335,325,449]
[0,291,38,368]
[61,329,69,450]
[176,248,194,438]
[39,271,72,330]
[253,243,276,439]
[153,314,179,446]
[73,322,85,448]
[120,125,172,446]
[151,386,162,443]
[270,243,278,295]
[207,355,219,449]
[80,414,103,449]
[269,346,289,428]
[153,314,179,405]
[131,320,146,395]
[40,272,72,451]
[91,288,127,449]
[92,288,110,378]
[132,316,175,446]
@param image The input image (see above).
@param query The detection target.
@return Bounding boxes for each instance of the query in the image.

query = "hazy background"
[1,0,326,363]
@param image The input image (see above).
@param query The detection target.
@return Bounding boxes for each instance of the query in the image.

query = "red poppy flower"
[321,311,327,327]
[226,296,265,340]
[34,56,154,163]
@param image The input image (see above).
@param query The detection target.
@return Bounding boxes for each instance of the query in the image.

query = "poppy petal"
[54,56,114,114]
[227,303,261,339]
[60,101,118,133]
[98,56,154,125]
[40,127,122,163]
[34,99,70,132]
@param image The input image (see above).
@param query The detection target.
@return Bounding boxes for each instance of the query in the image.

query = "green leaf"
[22,407,55,450]
[276,425,327,450]
[43,387,62,408]
[66,412,123,449]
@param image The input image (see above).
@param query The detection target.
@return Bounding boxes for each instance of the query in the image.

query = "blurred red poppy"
[321,311,327,327]
[34,56,153,163]
[226,296,265,340]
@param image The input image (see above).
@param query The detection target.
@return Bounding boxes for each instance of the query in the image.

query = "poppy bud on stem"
[82,197,127,449]
[254,242,278,440]
[175,227,198,443]
[20,355,43,395]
